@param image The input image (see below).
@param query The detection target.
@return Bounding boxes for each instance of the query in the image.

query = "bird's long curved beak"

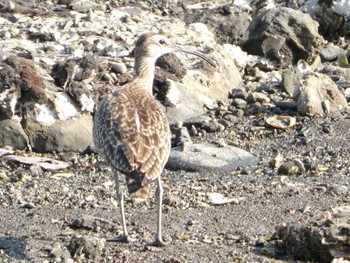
[173,44,216,68]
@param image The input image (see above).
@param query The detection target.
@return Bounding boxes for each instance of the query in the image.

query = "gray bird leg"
[109,171,133,242]
[146,176,171,246]
[156,175,163,242]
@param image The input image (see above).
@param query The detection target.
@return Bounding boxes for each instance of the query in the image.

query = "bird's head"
[133,32,216,67]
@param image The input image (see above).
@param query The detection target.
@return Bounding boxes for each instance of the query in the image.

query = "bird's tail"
[126,177,150,202]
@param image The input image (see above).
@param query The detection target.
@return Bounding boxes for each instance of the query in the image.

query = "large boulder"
[297,72,348,116]
[243,7,324,65]
[22,113,93,153]
[162,42,242,123]
[0,115,29,150]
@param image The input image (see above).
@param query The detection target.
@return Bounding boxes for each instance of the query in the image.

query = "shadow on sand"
[0,236,29,260]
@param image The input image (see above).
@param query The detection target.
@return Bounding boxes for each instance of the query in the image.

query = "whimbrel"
[93,32,215,246]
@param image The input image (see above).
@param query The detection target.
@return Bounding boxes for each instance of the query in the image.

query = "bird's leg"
[155,176,164,243]
[109,172,134,243]
[146,176,171,247]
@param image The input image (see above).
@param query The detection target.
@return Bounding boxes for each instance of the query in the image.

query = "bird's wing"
[93,93,133,173]
[93,87,171,186]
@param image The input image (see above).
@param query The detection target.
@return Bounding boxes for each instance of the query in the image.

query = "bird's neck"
[134,57,157,94]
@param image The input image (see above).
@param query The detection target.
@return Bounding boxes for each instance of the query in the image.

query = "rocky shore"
[0,0,350,262]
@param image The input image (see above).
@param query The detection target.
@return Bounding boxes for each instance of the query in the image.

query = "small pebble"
[21,202,35,209]
[110,62,127,74]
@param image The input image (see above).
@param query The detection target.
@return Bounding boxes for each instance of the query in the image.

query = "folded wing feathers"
[95,87,171,188]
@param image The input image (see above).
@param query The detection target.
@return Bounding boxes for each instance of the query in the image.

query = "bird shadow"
[0,236,29,260]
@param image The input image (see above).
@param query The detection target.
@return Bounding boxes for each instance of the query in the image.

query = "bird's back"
[93,83,171,201]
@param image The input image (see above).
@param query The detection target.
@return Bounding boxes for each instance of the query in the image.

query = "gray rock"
[230,108,244,117]
[171,126,192,147]
[165,45,242,124]
[163,195,183,207]
[246,92,271,104]
[183,115,212,128]
[345,88,350,102]
[328,185,348,196]
[0,168,9,181]
[332,1,350,19]
[200,121,225,133]
[244,102,266,116]
[320,64,350,82]
[320,44,347,61]
[243,7,324,66]
[218,117,237,128]
[281,68,302,96]
[167,143,258,172]
[0,116,29,150]
[67,235,105,260]
[110,62,127,74]
[275,101,297,110]
[182,4,251,45]
[303,0,350,36]
[277,160,305,176]
[20,202,35,209]
[22,113,93,153]
[70,215,116,232]
[69,0,106,13]
[231,88,249,100]
[50,243,72,263]
[297,72,348,116]
[231,98,247,108]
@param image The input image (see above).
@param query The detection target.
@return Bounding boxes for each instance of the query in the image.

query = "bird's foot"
[145,236,172,247]
[107,235,135,243]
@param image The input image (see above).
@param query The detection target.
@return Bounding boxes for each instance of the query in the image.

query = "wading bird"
[93,32,215,246]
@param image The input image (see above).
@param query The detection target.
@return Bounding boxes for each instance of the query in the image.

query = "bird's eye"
[159,39,166,45]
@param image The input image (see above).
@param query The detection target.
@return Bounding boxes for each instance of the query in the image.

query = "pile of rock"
[273,206,350,262]
[0,0,243,152]
[0,0,349,155]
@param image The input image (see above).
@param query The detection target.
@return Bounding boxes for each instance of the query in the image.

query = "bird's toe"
[145,236,172,247]
[107,235,135,243]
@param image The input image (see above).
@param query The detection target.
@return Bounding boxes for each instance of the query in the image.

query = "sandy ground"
[1,117,349,262]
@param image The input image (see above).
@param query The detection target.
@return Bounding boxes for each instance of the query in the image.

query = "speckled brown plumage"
[93,32,215,246]
[93,82,171,200]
